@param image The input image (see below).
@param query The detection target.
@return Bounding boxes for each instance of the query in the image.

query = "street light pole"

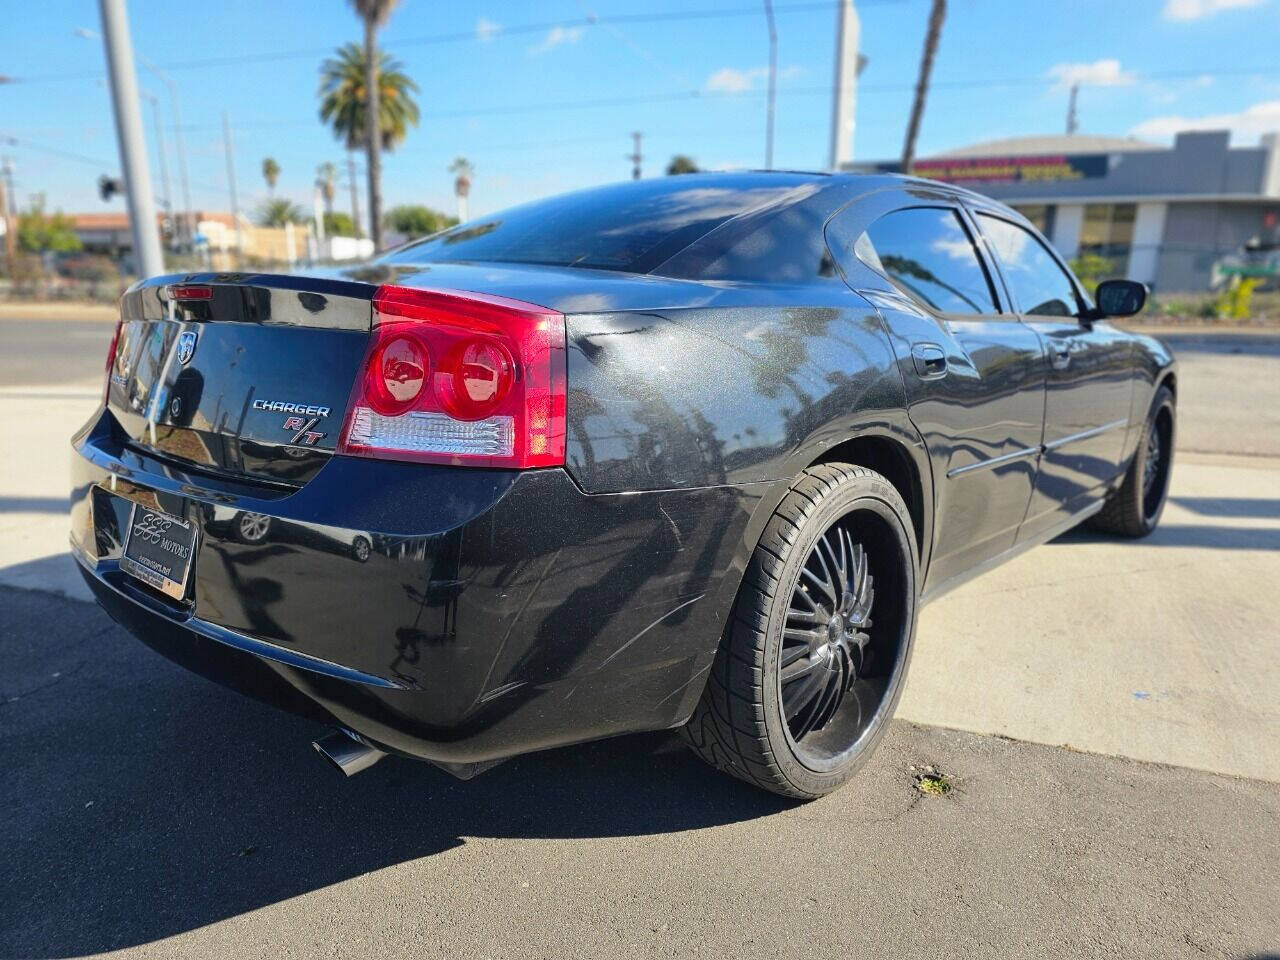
[97,0,164,277]
[143,90,173,246]
[138,60,193,250]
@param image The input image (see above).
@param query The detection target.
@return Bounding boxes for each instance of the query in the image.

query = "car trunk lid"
[107,274,375,486]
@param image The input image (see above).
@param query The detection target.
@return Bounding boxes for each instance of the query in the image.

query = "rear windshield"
[381,177,809,274]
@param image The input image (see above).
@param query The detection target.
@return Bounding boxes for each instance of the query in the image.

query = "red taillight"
[167,284,213,301]
[102,319,122,404]
[338,285,567,468]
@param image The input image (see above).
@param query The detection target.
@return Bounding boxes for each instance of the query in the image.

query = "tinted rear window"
[382,178,808,274]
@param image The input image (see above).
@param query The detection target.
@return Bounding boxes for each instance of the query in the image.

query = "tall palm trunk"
[901,0,946,174]
[364,17,382,250]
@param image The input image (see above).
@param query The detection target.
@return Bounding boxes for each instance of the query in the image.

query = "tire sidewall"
[759,473,919,797]
[1133,386,1176,533]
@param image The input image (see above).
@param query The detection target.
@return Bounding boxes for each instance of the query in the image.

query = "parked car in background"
[70,173,1174,798]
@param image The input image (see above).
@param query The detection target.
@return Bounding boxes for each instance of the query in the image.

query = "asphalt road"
[1,315,1278,958]
[2,588,1277,960]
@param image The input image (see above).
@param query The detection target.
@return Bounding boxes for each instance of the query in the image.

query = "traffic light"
[98,175,125,202]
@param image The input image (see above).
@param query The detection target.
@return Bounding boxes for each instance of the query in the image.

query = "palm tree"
[262,157,281,195]
[318,41,418,249]
[449,157,473,222]
[339,1,400,251]
[256,198,305,226]
[901,0,946,173]
[316,162,338,213]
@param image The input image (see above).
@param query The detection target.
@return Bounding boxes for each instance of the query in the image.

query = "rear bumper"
[72,408,772,765]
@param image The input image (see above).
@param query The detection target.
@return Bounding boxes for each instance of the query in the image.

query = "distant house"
[70,210,373,272]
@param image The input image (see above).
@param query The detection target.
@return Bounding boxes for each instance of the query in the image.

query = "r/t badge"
[283,416,326,446]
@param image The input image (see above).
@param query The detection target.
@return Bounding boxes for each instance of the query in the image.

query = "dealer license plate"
[119,503,197,600]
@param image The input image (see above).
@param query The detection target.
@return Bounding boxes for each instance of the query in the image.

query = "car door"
[972,211,1135,540]
[829,203,1048,594]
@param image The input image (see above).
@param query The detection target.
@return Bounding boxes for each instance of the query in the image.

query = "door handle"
[1050,344,1071,370]
[911,343,947,379]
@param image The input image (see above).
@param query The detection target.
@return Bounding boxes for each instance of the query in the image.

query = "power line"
[153,65,1280,129]
[3,1,906,84]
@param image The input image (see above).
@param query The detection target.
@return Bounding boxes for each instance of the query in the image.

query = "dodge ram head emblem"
[176,330,198,365]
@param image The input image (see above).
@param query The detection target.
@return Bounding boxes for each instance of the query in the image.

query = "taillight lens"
[102,319,123,403]
[338,285,567,468]
[166,283,213,301]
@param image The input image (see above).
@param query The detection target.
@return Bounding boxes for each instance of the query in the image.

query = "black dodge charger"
[71,172,1175,798]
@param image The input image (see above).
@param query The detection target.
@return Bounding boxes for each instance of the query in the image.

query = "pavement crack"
[1,658,88,707]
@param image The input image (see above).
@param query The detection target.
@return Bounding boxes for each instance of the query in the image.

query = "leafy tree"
[1068,253,1116,293]
[316,162,338,211]
[262,157,281,195]
[17,197,82,253]
[256,198,306,227]
[324,210,359,237]
[666,155,699,175]
[321,1,411,251]
[384,205,457,239]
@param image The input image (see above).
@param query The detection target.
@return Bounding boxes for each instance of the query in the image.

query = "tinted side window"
[858,207,998,315]
[977,214,1080,318]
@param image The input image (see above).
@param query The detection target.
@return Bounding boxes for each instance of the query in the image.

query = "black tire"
[351,536,372,563]
[682,463,918,799]
[1092,385,1175,538]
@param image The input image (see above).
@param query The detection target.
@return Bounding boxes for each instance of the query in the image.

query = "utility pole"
[1066,83,1079,136]
[629,132,643,180]
[900,0,946,175]
[828,0,862,170]
[764,0,778,170]
[222,111,243,267]
[0,161,16,280]
[347,153,363,237]
[143,91,172,247]
[98,0,164,277]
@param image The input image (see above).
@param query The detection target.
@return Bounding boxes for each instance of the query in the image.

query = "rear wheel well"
[1158,371,1176,402]
[810,436,925,559]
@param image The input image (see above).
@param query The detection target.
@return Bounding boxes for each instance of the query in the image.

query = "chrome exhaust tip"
[312,729,386,777]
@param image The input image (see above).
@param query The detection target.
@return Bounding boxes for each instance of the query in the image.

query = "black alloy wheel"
[1092,384,1175,537]
[683,462,918,798]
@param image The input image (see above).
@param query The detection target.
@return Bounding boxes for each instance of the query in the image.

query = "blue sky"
[2,0,1278,224]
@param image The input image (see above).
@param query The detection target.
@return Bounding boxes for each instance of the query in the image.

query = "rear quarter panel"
[562,288,917,493]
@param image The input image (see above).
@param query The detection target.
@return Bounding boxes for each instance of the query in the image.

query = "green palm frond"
[318,42,420,152]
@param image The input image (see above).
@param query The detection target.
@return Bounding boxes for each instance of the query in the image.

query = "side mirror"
[1089,279,1147,319]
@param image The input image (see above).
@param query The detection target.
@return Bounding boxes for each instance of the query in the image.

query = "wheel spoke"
[792,671,838,740]
[780,652,818,683]
[803,542,839,608]
[783,669,824,717]
[783,626,823,645]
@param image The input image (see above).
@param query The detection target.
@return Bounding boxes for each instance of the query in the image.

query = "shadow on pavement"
[1052,522,1280,551]
[1171,496,1280,519]
[0,496,70,514]
[0,587,791,958]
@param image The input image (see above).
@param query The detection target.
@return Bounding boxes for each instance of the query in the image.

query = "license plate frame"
[119,502,197,601]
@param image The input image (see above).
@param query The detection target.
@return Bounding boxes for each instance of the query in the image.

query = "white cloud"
[1162,0,1267,21]
[703,65,801,94]
[1046,59,1136,91]
[1129,98,1280,139]
[528,25,585,55]
[475,18,502,42]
